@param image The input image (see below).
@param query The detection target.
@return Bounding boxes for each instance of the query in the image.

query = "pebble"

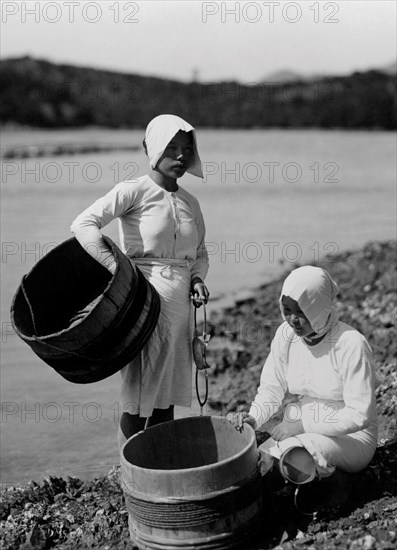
[358,534,376,549]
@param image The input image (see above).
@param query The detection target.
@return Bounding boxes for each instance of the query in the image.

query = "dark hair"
[142,139,148,155]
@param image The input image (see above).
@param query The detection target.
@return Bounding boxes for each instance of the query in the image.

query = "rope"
[193,302,210,413]
[20,276,38,335]
[123,473,262,529]
[196,368,208,413]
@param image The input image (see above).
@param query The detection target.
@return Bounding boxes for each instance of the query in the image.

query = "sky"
[1,1,396,82]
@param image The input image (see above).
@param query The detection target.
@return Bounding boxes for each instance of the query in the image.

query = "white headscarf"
[280,266,339,339]
[145,114,203,178]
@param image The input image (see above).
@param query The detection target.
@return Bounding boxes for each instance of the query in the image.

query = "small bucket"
[121,416,263,549]
[279,446,317,485]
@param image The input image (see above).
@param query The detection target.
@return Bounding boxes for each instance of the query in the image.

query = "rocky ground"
[1,240,396,550]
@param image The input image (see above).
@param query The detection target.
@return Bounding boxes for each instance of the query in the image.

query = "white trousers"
[259,427,377,478]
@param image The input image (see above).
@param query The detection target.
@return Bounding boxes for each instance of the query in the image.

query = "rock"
[361,534,377,549]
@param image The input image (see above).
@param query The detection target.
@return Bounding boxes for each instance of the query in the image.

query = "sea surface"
[1,127,396,484]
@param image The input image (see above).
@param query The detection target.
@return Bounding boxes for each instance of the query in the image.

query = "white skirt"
[120,260,193,418]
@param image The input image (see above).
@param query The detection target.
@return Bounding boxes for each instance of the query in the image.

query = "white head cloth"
[145,114,203,178]
[280,266,339,339]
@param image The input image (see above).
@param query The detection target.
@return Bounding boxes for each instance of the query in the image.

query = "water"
[1,127,396,484]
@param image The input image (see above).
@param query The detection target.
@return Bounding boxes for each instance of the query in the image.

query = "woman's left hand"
[191,277,210,307]
[226,412,257,432]
[270,419,304,441]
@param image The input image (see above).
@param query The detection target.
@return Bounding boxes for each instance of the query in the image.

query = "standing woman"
[71,115,209,447]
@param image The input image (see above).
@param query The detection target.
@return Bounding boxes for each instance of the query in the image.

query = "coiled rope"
[123,473,262,529]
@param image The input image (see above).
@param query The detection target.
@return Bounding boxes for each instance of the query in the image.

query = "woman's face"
[281,296,315,338]
[156,131,195,179]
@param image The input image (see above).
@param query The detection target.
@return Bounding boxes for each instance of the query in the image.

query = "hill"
[1,56,396,129]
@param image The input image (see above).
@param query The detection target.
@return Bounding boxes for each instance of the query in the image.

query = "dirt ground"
[1,240,396,550]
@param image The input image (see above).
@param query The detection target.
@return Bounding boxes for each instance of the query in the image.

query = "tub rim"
[120,415,257,475]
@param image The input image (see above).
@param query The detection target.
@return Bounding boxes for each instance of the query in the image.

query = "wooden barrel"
[121,416,263,549]
[10,236,160,383]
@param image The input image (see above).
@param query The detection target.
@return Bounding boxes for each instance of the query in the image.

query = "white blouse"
[249,321,378,437]
[70,175,209,281]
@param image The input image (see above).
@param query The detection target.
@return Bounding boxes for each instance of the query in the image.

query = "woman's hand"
[270,419,304,441]
[226,412,257,432]
[191,277,210,307]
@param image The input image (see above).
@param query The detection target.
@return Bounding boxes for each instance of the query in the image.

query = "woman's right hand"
[191,277,210,307]
[226,412,257,432]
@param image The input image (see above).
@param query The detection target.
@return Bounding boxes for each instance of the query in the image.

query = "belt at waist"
[128,257,190,269]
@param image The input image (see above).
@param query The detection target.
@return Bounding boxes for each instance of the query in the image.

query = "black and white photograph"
[1,1,396,548]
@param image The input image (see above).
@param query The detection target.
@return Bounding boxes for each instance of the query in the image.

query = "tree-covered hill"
[1,56,396,129]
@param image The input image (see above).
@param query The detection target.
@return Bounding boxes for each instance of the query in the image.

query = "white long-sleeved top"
[70,175,209,280]
[249,321,378,437]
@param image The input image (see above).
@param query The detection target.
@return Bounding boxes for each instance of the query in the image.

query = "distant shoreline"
[1,124,393,160]
[1,143,140,159]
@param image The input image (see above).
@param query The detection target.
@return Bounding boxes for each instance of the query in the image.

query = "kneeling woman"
[229,266,378,478]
